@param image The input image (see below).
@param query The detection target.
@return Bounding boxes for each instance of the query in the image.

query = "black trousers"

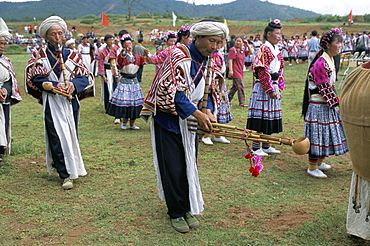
[154,120,195,219]
[44,101,78,179]
[103,75,117,111]
[136,65,144,83]
[0,104,10,155]
[103,81,110,111]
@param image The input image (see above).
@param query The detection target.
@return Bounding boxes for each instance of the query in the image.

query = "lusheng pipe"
[200,57,212,113]
[41,44,74,100]
[57,44,69,86]
[188,119,310,155]
[42,82,74,100]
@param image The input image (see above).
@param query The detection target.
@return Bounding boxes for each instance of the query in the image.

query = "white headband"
[190,21,229,40]
[39,16,67,39]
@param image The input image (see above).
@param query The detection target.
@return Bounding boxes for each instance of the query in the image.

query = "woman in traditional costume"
[201,44,232,145]
[77,36,94,72]
[177,25,193,45]
[65,38,77,52]
[106,34,148,130]
[287,36,298,66]
[147,31,178,72]
[301,28,348,178]
[147,26,194,72]
[246,19,285,156]
[341,61,370,240]
[0,18,22,161]
[299,36,309,62]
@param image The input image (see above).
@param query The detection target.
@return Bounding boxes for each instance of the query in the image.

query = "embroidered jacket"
[25,45,94,105]
[253,41,285,93]
[308,55,339,107]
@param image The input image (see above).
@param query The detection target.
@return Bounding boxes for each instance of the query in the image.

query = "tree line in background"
[0,0,321,22]
[4,13,370,24]
[304,14,370,24]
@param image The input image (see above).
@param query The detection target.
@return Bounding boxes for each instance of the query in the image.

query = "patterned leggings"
[228,78,245,105]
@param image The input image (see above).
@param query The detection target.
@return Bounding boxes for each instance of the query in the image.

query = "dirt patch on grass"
[215,205,313,235]
[261,206,314,235]
[213,206,264,229]
[14,158,46,176]
[13,157,45,165]
[64,224,97,243]
[0,198,16,216]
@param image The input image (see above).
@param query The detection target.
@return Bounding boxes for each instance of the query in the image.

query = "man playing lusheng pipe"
[25,16,94,190]
[141,20,229,233]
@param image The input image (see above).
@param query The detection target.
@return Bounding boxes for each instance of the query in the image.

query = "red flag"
[102,12,109,27]
[348,10,354,25]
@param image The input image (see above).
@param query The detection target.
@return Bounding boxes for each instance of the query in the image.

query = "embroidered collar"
[126,53,136,63]
[321,52,335,72]
[264,41,279,57]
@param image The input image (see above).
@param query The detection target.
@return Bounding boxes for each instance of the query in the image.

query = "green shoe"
[185,212,200,229]
[171,217,189,233]
[50,167,59,177]
[62,177,73,190]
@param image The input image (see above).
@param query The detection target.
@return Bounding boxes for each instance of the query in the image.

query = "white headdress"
[0,18,12,41]
[65,38,75,47]
[190,21,229,40]
[39,16,67,39]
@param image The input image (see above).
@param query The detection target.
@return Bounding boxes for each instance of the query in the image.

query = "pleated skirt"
[106,81,144,119]
[304,101,348,156]
[247,83,282,134]
[217,84,233,124]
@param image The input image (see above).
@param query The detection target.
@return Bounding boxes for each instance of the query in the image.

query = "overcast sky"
[1,0,368,16]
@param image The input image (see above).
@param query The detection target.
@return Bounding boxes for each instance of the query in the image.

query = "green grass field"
[0,53,364,245]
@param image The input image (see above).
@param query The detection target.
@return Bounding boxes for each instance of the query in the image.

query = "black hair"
[167,33,177,39]
[104,34,114,41]
[120,37,132,43]
[263,21,282,41]
[118,30,129,37]
[234,36,243,41]
[177,29,190,43]
[302,32,343,117]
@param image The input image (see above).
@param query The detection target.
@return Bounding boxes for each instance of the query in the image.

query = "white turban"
[65,38,75,47]
[39,16,67,39]
[0,18,12,41]
[190,21,229,40]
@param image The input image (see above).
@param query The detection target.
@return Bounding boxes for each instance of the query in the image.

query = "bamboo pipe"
[189,128,282,144]
[57,44,69,86]
[42,82,74,100]
[189,119,293,144]
[200,57,212,113]
[188,120,310,155]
